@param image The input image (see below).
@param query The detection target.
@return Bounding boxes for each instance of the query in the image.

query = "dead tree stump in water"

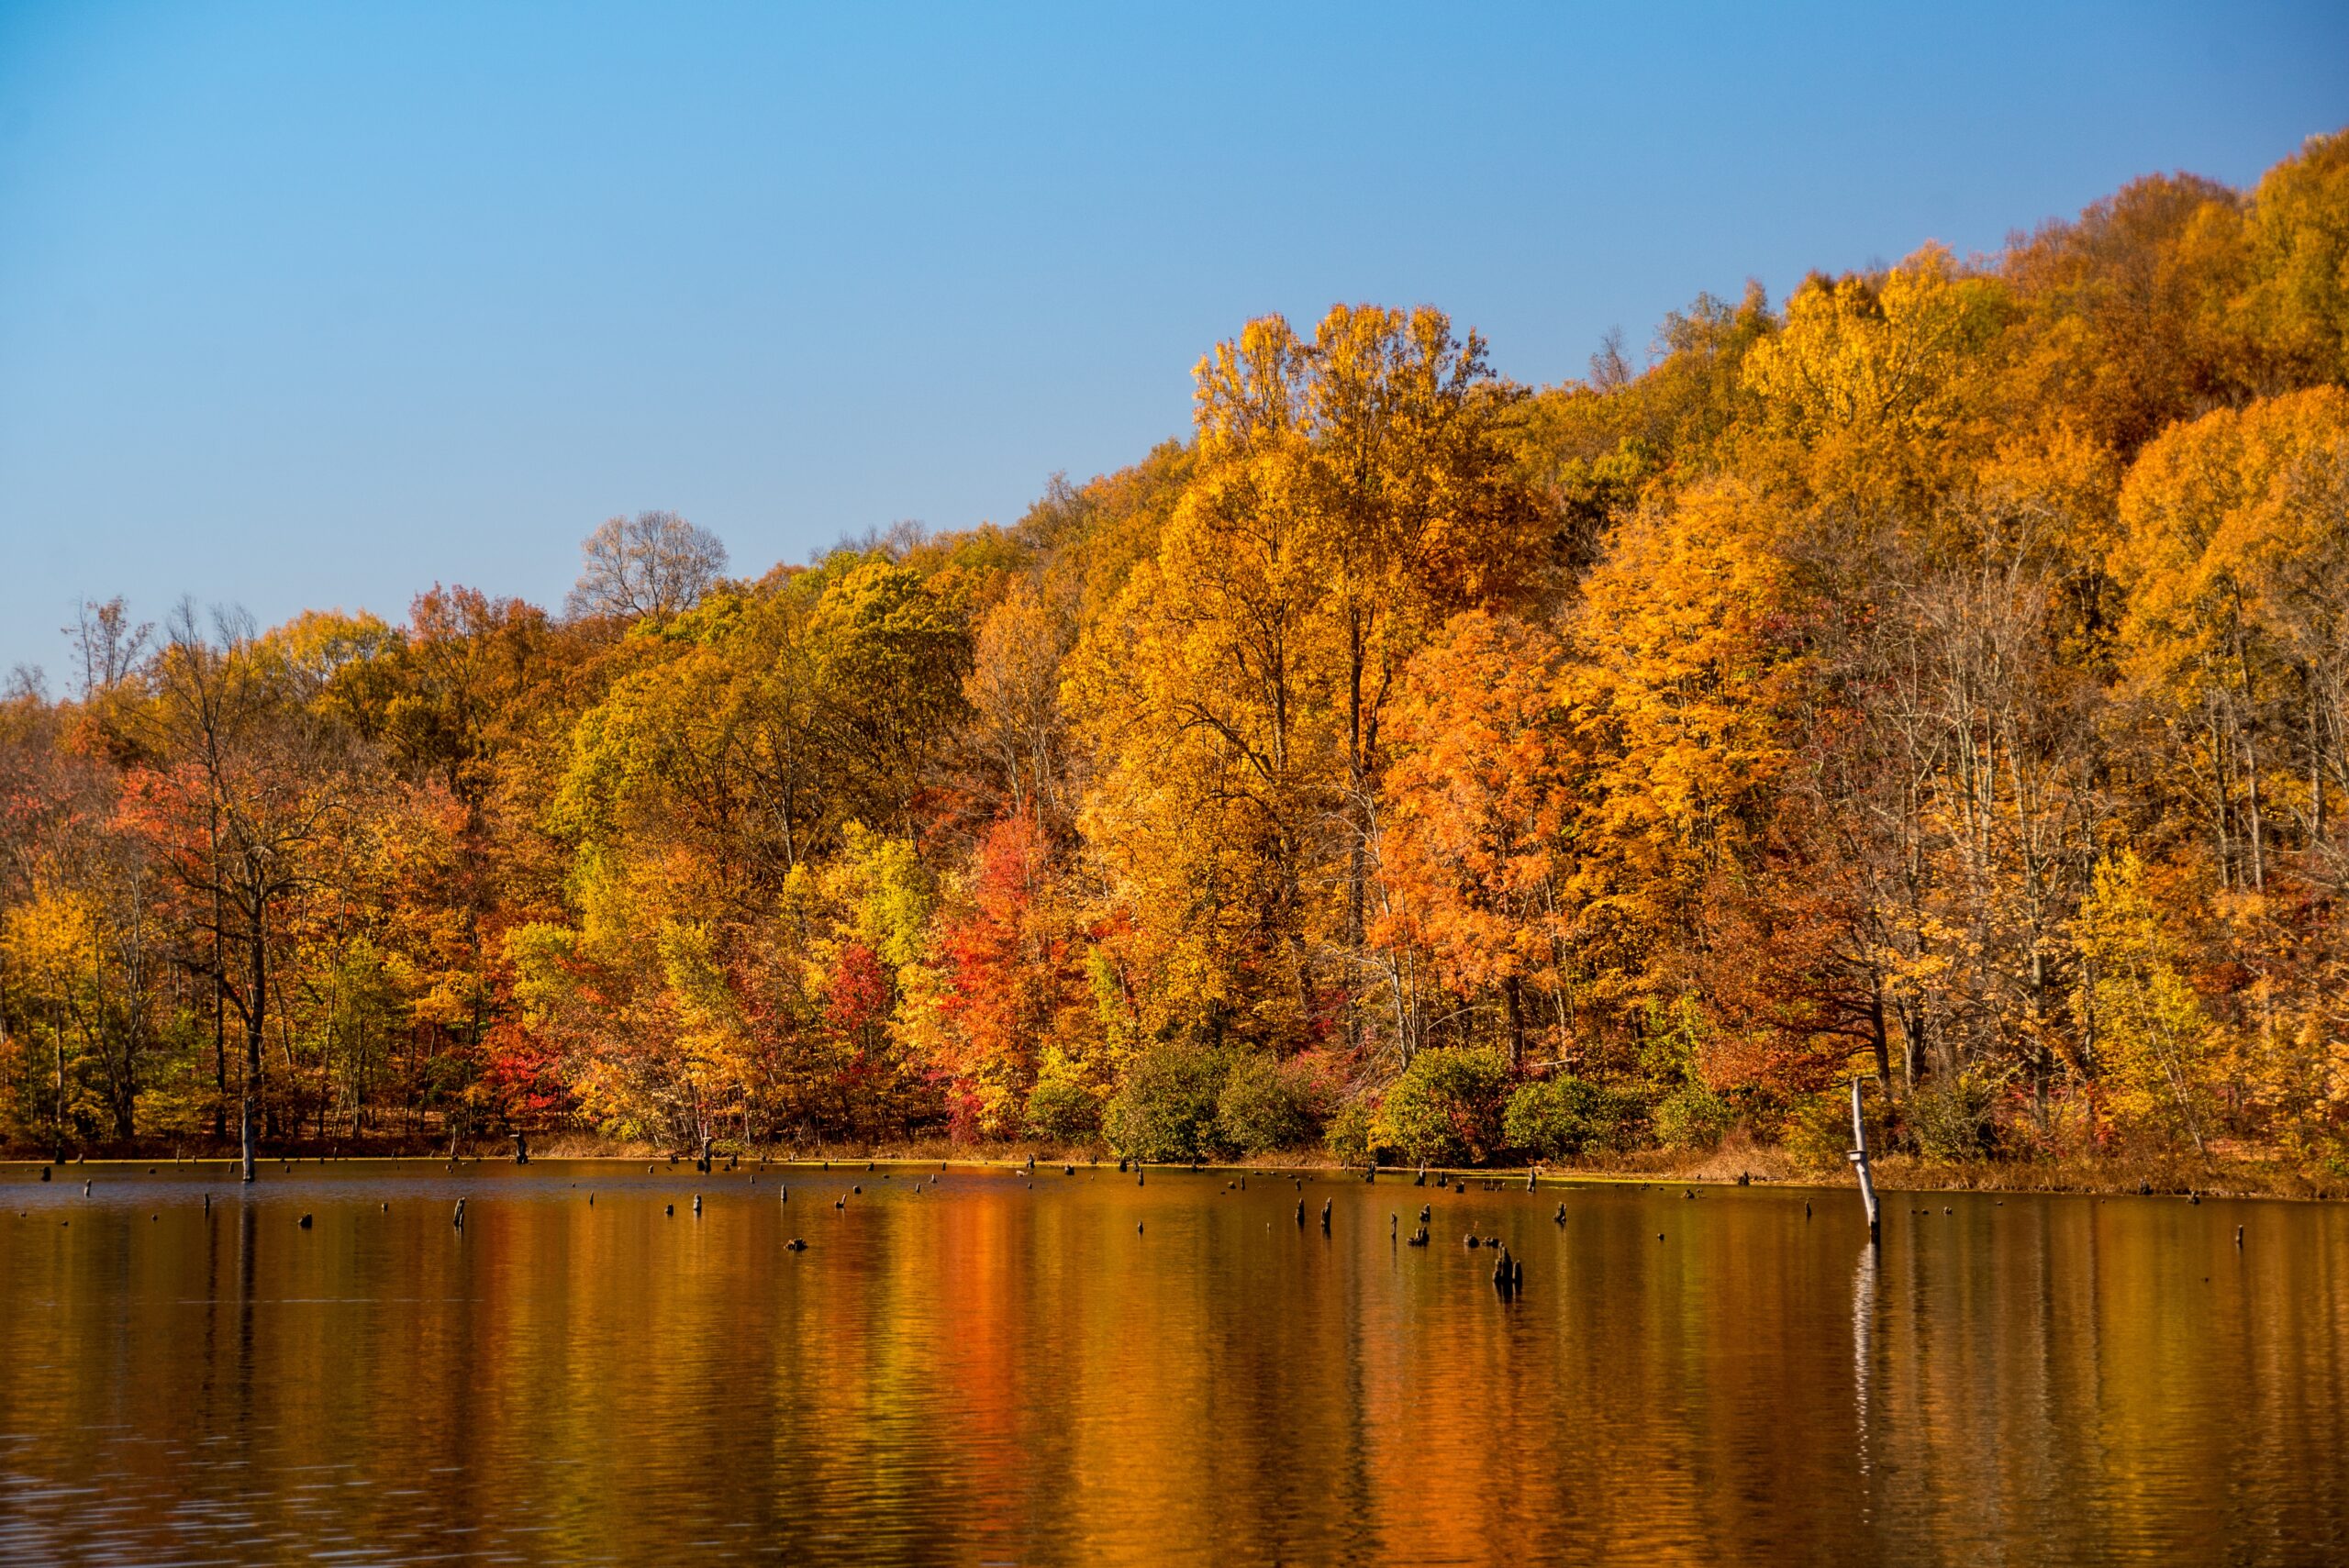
[1848,1077,1881,1244]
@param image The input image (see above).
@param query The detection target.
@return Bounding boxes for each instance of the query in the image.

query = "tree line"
[5,133,2346,1173]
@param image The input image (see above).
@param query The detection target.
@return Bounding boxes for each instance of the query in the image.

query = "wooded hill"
[6,133,2346,1174]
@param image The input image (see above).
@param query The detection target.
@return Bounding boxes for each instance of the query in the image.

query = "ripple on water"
[0,1167,2343,1565]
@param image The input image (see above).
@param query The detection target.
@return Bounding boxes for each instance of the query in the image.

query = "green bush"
[1907,1070,2001,1162]
[1653,1082,1734,1151]
[1103,1042,1226,1161]
[1372,1047,1511,1164]
[1502,1075,1631,1160]
[1216,1053,1329,1154]
[1024,1076,1100,1143]
[1323,1096,1378,1163]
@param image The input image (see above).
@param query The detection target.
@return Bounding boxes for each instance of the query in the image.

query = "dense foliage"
[6,135,2348,1172]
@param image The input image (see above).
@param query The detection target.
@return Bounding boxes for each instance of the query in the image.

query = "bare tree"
[149,602,354,1180]
[565,509,728,623]
[1588,327,1633,392]
[69,597,152,700]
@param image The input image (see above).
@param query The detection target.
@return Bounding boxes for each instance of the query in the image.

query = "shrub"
[1373,1047,1511,1164]
[1102,1042,1225,1161]
[1216,1052,1329,1154]
[1781,1089,1858,1172]
[1502,1075,1631,1160]
[1906,1070,2001,1162]
[1323,1096,1378,1163]
[1653,1082,1734,1151]
[1025,1077,1100,1143]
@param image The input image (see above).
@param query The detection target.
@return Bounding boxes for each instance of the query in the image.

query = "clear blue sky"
[2,1,2343,682]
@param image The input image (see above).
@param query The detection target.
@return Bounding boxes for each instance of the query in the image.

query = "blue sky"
[2,1,2343,680]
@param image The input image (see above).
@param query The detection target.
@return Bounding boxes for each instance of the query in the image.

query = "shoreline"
[9,1142,2342,1202]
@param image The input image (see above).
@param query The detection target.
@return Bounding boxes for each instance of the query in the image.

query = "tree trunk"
[2243,730,2266,891]
[2210,710,2233,889]
[2232,608,2265,891]
[111,894,145,1143]
[241,889,266,1182]
[1900,1004,1926,1093]
[2311,680,2326,848]
[1503,975,1526,1071]
[1868,981,1893,1093]
[52,1000,67,1162]
[210,803,228,1142]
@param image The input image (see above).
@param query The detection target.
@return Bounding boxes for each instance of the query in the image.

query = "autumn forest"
[6,135,2348,1182]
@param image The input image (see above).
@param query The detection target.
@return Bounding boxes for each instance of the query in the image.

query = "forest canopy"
[6,132,2348,1173]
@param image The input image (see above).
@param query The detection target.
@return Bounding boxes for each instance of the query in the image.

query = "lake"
[1,1162,2343,1565]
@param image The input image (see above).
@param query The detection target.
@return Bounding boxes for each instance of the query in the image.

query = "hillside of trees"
[6,134,2347,1176]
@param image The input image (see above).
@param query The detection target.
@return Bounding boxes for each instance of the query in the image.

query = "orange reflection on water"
[0,1164,2343,1564]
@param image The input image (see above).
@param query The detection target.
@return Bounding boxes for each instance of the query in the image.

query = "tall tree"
[143,605,356,1179]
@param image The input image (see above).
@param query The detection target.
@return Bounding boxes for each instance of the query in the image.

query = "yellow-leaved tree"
[1067,305,1544,1061]
[1741,245,2009,521]
[2113,385,2349,893]
[2073,852,2219,1155]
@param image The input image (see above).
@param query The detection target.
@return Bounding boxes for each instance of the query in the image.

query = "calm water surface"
[0,1161,2343,1565]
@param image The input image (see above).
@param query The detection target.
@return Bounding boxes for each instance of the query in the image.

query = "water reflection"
[0,1167,2343,1565]
[1853,1242,1876,1481]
